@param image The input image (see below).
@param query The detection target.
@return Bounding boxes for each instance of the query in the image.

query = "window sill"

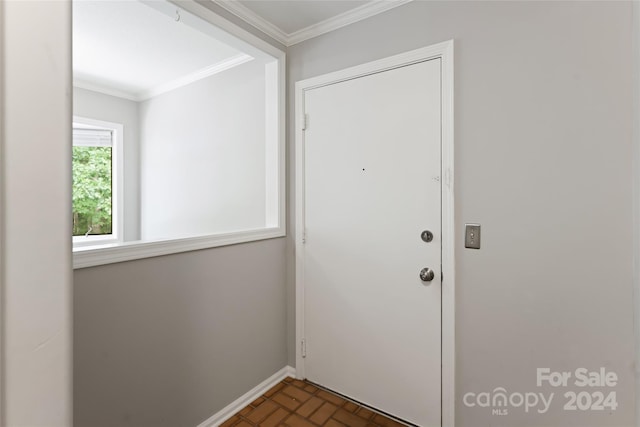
[73,235,120,248]
[73,227,285,269]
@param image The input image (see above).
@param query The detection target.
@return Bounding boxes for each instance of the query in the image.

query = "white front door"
[300,57,443,426]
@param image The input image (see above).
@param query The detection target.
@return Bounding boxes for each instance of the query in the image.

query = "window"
[72,116,123,247]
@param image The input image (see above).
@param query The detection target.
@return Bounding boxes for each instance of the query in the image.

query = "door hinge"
[301,339,307,358]
[301,114,309,131]
[441,271,444,282]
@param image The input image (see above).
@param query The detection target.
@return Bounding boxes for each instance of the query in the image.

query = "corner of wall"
[632,2,640,426]
[0,0,5,422]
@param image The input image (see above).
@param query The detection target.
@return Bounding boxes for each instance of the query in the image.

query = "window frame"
[72,0,286,269]
[72,116,124,248]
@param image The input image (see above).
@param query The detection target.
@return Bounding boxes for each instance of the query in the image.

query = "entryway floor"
[221,377,407,427]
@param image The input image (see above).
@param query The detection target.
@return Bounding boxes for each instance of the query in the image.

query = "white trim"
[214,0,413,47]
[294,41,455,427]
[287,0,414,46]
[294,80,307,379]
[439,40,456,427]
[212,0,289,46]
[196,366,295,427]
[72,234,119,248]
[73,227,285,269]
[138,53,253,100]
[264,60,279,227]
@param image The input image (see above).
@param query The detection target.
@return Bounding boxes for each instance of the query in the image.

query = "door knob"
[419,267,435,282]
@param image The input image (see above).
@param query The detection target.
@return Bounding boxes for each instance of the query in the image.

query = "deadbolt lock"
[421,230,433,243]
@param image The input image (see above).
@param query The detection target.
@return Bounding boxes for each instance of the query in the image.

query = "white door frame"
[295,40,455,427]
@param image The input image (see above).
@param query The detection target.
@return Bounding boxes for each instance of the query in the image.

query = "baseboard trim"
[196,366,296,427]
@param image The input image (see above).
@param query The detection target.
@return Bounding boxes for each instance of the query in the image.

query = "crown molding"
[213,0,414,47]
[138,53,253,100]
[213,0,289,46]
[74,53,253,102]
[288,0,414,46]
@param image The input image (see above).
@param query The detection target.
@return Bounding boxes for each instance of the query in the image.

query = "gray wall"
[74,87,141,241]
[74,238,287,427]
[634,4,640,425]
[286,2,636,426]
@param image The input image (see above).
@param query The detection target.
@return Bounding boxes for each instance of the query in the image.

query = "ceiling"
[237,1,370,35]
[73,1,252,101]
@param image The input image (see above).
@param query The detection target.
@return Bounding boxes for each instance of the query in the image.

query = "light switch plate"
[465,224,481,249]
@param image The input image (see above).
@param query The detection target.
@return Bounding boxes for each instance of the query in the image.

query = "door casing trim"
[294,40,455,427]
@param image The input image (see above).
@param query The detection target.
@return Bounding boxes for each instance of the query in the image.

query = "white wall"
[73,87,141,241]
[1,1,73,425]
[139,60,267,240]
[287,2,636,426]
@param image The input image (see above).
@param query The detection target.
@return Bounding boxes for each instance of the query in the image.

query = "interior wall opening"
[72,0,285,268]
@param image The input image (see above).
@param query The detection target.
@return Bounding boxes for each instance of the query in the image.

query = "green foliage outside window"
[72,146,113,236]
